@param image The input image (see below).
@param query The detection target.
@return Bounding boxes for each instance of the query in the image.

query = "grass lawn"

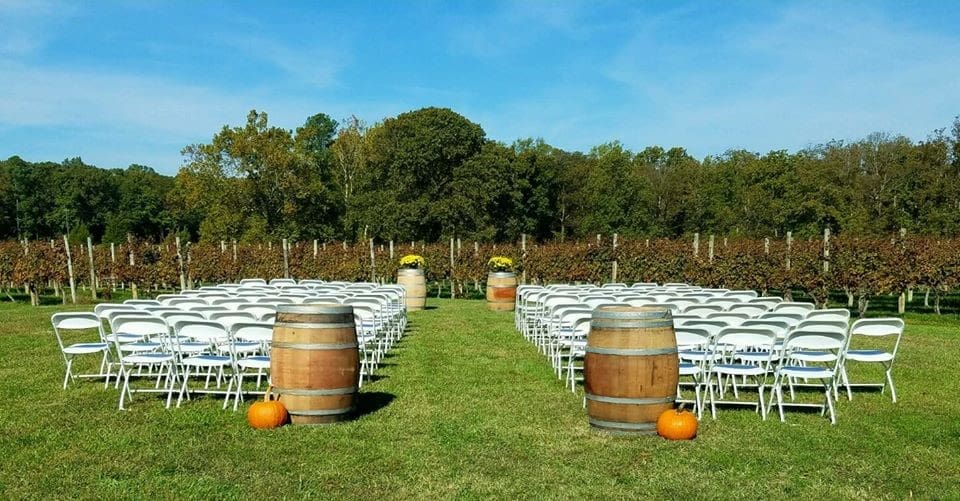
[0,298,958,499]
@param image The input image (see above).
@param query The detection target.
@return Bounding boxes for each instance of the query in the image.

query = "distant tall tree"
[352,107,486,241]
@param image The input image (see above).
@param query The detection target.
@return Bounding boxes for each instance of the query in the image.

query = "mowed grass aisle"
[1,299,959,498]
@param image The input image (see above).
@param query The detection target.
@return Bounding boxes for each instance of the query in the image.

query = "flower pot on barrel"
[486,256,517,311]
[397,255,426,311]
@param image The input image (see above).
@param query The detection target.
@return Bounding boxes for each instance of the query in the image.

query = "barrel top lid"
[277,304,354,315]
[593,305,672,320]
[488,271,516,278]
[397,268,424,276]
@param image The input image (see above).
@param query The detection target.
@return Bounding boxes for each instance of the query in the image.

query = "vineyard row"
[2,233,957,313]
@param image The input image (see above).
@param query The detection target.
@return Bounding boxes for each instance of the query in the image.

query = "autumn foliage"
[1,235,954,312]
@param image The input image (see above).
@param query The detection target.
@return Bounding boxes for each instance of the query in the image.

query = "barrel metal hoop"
[273,386,357,396]
[274,322,356,330]
[588,418,658,432]
[590,320,674,329]
[585,346,678,356]
[288,406,354,416]
[593,309,672,320]
[272,342,359,350]
[277,305,354,315]
[585,393,676,405]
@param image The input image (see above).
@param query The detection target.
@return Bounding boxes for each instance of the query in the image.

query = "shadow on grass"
[353,391,395,419]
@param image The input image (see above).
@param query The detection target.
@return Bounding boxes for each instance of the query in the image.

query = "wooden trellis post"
[176,236,187,291]
[86,236,97,299]
[282,238,290,279]
[63,235,76,304]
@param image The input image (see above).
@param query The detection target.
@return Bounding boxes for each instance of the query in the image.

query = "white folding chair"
[109,315,178,410]
[841,318,905,402]
[51,313,112,389]
[171,320,234,407]
[705,326,778,420]
[768,329,847,424]
[224,322,273,410]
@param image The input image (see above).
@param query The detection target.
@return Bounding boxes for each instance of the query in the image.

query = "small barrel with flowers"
[397,254,427,311]
[486,256,517,311]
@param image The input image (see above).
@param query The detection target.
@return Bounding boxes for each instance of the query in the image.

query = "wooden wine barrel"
[584,306,679,435]
[271,304,359,425]
[397,269,426,311]
[486,272,518,311]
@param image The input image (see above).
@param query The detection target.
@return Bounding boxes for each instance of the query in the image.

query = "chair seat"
[679,350,721,363]
[106,333,144,343]
[778,365,834,379]
[845,349,893,362]
[711,363,768,376]
[679,362,700,376]
[123,353,174,364]
[183,355,231,367]
[118,342,161,353]
[791,351,838,363]
[64,342,110,354]
[237,356,270,369]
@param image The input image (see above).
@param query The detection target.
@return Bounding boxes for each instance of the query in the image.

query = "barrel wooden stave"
[584,306,679,435]
[486,272,518,311]
[397,269,426,311]
[271,305,360,425]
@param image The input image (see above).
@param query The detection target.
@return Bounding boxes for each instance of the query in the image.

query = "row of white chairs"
[515,282,905,425]
[52,281,409,411]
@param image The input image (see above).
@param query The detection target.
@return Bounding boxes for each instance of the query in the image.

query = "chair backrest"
[795,319,848,334]
[757,312,804,328]
[112,315,169,338]
[105,309,153,330]
[682,304,724,316]
[209,298,249,309]
[848,318,905,355]
[51,312,105,349]
[236,304,277,320]
[269,278,297,286]
[706,311,751,325]
[713,326,778,354]
[749,296,783,307]
[208,311,258,325]
[172,319,230,346]
[682,320,729,338]
[702,298,741,310]
[781,329,847,367]
[124,299,162,309]
[167,298,207,308]
[728,304,770,316]
[806,308,851,323]
[239,279,268,286]
[157,310,205,327]
[230,322,274,343]
[601,283,627,289]
[255,297,295,305]
[723,290,758,300]
[773,302,815,316]
[740,319,790,339]
[94,302,138,318]
[141,306,181,314]
[186,306,230,318]
[675,327,711,349]
[303,296,346,305]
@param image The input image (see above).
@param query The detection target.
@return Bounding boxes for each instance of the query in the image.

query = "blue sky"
[1,0,959,175]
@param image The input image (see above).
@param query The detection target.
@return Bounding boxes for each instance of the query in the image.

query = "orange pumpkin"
[247,400,289,429]
[656,407,698,440]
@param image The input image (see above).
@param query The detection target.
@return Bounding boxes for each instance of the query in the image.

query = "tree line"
[2,107,959,243]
